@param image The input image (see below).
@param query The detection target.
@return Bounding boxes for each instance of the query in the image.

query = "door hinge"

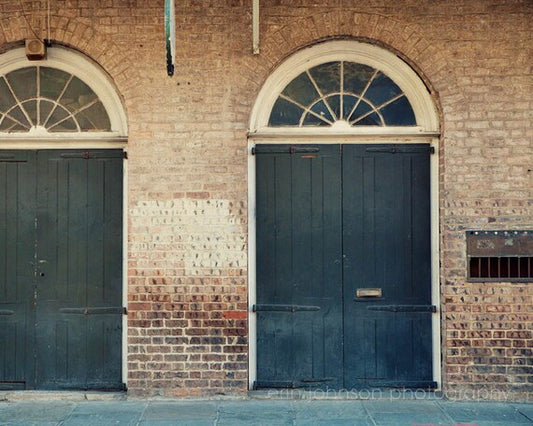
[253,146,321,155]
[366,145,434,154]
[252,304,320,313]
[254,380,295,389]
[300,377,335,383]
[366,305,437,313]
[60,150,125,159]
[0,154,27,162]
[366,379,438,389]
[59,306,128,315]
[0,381,25,390]
[253,378,334,389]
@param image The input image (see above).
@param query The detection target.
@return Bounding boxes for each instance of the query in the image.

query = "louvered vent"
[466,231,532,282]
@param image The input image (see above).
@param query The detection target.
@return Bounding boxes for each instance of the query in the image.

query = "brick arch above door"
[239,10,469,137]
[0,14,136,105]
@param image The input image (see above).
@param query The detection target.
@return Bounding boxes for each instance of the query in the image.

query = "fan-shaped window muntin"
[269,61,416,127]
[0,66,111,133]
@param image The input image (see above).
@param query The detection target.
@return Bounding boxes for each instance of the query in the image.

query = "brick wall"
[0,0,531,400]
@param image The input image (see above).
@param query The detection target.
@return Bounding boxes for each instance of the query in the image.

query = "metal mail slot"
[356,288,382,298]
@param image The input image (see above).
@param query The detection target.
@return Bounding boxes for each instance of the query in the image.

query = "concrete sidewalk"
[0,396,531,425]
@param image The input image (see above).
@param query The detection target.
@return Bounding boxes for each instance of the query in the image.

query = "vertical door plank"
[102,157,123,306]
[87,159,105,306]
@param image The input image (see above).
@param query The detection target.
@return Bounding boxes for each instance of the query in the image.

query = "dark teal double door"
[255,144,435,390]
[0,150,124,390]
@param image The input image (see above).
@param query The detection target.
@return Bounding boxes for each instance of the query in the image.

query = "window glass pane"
[75,101,111,131]
[380,96,416,125]
[365,72,403,106]
[309,62,340,96]
[40,67,70,101]
[0,115,19,131]
[0,78,16,111]
[353,111,382,126]
[39,99,54,125]
[309,100,334,124]
[49,116,77,132]
[282,72,319,106]
[269,97,303,126]
[347,100,373,123]
[11,123,28,132]
[60,76,97,112]
[6,67,36,101]
[343,62,375,96]
[46,106,69,128]
[342,95,358,120]
[6,106,30,129]
[302,112,330,126]
[327,94,341,120]
[21,100,37,126]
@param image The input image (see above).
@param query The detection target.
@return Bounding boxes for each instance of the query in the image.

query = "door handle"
[356,288,382,298]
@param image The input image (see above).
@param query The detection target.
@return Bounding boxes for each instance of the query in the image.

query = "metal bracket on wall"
[253,0,260,54]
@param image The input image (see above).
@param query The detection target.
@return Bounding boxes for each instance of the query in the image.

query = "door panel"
[256,144,434,389]
[0,152,35,389]
[35,150,123,389]
[255,145,343,389]
[342,144,433,388]
[0,150,123,390]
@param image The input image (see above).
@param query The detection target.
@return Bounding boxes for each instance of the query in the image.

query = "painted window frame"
[249,40,439,139]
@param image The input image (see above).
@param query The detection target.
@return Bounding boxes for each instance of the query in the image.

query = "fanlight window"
[269,61,416,127]
[0,66,111,133]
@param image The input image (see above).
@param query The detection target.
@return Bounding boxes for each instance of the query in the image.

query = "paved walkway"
[0,396,532,425]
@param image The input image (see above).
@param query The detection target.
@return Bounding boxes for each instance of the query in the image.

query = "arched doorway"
[0,47,127,390]
[248,40,441,390]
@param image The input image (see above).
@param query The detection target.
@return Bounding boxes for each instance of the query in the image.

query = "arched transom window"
[0,66,111,133]
[0,47,127,141]
[269,61,415,128]
[249,41,439,136]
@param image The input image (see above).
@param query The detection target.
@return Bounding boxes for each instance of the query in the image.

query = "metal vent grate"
[469,256,532,281]
[466,231,533,282]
